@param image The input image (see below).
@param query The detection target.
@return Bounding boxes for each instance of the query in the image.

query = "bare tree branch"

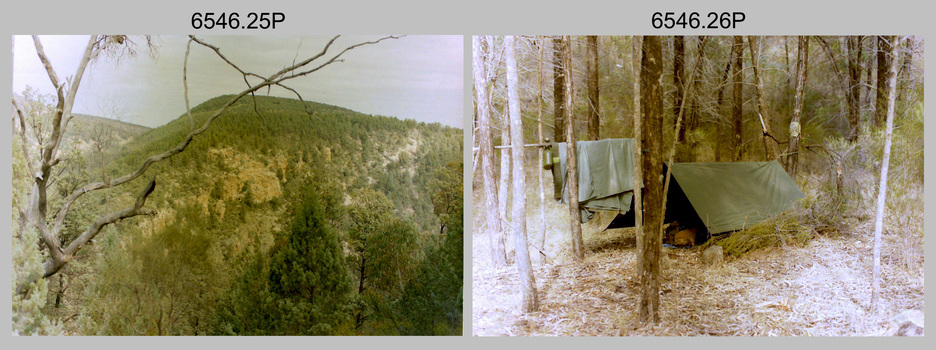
[45,178,157,277]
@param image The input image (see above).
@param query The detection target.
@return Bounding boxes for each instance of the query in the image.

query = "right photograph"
[471,35,924,336]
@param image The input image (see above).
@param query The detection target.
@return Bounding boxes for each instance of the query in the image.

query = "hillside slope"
[59,94,462,335]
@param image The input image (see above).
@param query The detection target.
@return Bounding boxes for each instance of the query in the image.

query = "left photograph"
[12,35,464,335]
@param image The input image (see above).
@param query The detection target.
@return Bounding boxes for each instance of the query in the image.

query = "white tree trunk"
[537,36,548,264]
[506,35,538,312]
[871,36,900,309]
[473,36,507,267]
[499,118,511,258]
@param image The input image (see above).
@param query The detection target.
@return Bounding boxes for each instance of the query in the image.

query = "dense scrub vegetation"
[16,94,463,335]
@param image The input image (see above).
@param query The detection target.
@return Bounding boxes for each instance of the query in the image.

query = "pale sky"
[12,35,463,128]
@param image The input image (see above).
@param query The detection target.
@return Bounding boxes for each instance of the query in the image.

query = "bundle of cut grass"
[704,212,814,258]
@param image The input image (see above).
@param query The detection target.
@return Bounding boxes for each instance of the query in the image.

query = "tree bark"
[731,35,744,161]
[673,36,685,143]
[638,35,663,324]
[506,35,539,313]
[786,36,809,176]
[564,36,584,262]
[553,37,567,143]
[872,36,900,310]
[586,35,600,140]
[473,36,507,267]
[748,36,781,161]
[874,36,896,128]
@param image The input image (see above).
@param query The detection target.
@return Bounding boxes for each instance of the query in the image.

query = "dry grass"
[474,229,924,336]
[472,164,924,336]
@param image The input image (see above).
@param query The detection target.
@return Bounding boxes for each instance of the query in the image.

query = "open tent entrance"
[604,161,805,244]
[606,167,710,244]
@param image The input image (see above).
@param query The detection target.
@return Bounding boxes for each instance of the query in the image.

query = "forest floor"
[471,214,925,336]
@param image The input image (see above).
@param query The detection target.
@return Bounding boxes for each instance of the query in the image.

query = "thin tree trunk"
[847,36,863,142]
[472,36,507,267]
[786,36,809,176]
[553,37,567,143]
[496,39,511,256]
[871,36,900,310]
[499,115,511,258]
[899,37,914,106]
[784,37,792,91]
[673,36,685,143]
[863,39,875,111]
[632,36,643,255]
[564,35,584,262]
[748,36,781,161]
[638,35,663,324]
[537,36,548,264]
[715,58,731,162]
[731,35,744,161]
[587,35,600,140]
[505,35,539,313]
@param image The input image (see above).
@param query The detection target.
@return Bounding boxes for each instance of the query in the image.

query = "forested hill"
[112,94,462,233]
[68,94,463,335]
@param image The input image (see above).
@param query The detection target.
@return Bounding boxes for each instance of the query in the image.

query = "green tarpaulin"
[551,139,804,234]
[668,161,805,234]
[554,139,638,222]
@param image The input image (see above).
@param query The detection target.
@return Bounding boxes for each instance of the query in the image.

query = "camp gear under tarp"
[549,139,805,235]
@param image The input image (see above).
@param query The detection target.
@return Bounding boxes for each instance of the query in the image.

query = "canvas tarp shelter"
[551,139,805,235]
[552,138,638,222]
